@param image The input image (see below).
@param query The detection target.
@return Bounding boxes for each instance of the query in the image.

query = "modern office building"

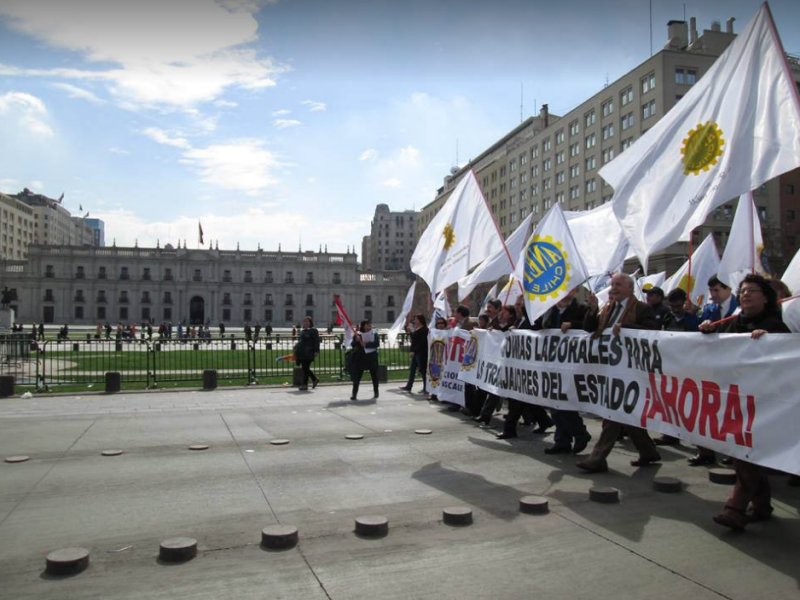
[361,204,418,273]
[0,243,410,327]
[419,17,800,276]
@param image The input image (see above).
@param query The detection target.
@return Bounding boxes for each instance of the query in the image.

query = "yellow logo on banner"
[442,223,455,250]
[681,121,724,175]
[522,235,571,301]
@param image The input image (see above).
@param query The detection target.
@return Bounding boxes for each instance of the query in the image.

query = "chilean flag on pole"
[333,294,355,347]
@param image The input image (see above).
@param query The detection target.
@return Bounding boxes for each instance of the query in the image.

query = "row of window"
[44,265,344,285]
[43,291,393,307]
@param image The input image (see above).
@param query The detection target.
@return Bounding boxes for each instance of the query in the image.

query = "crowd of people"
[401,272,796,533]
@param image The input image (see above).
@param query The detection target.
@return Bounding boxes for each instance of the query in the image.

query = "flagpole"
[686,229,695,303]
[472,168,525,295]
[748,194,756,273]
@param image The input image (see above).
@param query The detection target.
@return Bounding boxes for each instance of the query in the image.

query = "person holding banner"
[476,304,516,428]
[350,320,380,401]
[704,274,789,531]
[400,314,429,394]
[576,273,662,473]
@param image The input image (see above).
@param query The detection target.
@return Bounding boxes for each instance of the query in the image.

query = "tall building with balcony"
[419,17,800,276]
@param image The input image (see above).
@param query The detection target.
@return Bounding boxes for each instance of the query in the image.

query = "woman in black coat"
[400,314,429,394]
[294,316,320,391]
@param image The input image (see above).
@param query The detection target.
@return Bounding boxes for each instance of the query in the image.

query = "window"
[531,146,539,159]
[285,271,294,284]
[556,151,565,165]
[569,120,580,136]
[543,177,552,191]
[264,309,272,322]
[675,68,697,85]
[222,293,231,305]
[620,86,633,106]
[543,138,551,152]
[586,179,597,193]
[285,309,294,323]
[119,291,129,304]
[569,142,580,158]
[531,164,539,177]
[74,290,85,302]
[164,268,173,281]
[621,112,634,131]
[244,270,253,283]
[602,147,615,164]
[265,270,273,283]
[641,71,656,94]
[585,133,596,149]
[602,123,614,140]
[163,292,172,304]
[509,159,517,172]
[305,272,314,284]
[45,264,54,278]
[365,295,373,307]
[556,191,565,204]
[141,291,151,304]
[642,99,656,120]
[305,294,314,306]
[544,197,552,210]
[98,266,107,279]
[585,155,597,171]
[620,137,634,152]
[333,272,342,284]
[97,290,107,303]
[244,293,253,305]
[387,310,395,322]
[223,308,231,321]
[570,164,580,179]
[193,269,202,282]
[97,306,106,320]
[119,307,128,320]
[555,129,565,144]
[569,186,580,200]
[285,294,293,306]
[243,309,252,322]
[163,307,172,320]
[556,171,565,185]
[265,293,273,306]
[141,307,150,321]
[142,267,151,281]
[602,99,614,117]
[76,265,85,279]
[543,158,552,172]
[584,110,596,127]
[223,269,232,283]
[120,266,129,280]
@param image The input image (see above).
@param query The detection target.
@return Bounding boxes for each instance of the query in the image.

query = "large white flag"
[602,4,800,268]
[457,213,533,301]
[717,192,765,291]
[565,203,631,277]
[387,282,416,344]
[780,249,800,332]
[663,234,721,306]
[513,204,590,324]
[635,272,666,301]
[410,171,503,294]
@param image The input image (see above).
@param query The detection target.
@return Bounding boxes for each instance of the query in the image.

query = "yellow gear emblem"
[681,121,724,175]
[442,223,455,250]
[522,235,571,301]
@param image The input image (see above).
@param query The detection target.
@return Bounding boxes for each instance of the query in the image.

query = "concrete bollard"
[292,366,303,387]
[105,371,121,393]
[0,375,15,398]
[378,365,388,383]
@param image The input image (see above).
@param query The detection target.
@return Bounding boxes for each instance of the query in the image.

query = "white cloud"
[381,178,401,188]
[0,178,19,191]
[273,118,301,129]
[30,180,44,190]
[0,91,53,136]
[301,100,326,112]
[359,148,378,161]
[271,109,291,117]
[51,82,104,104]
[107,147,129,155]
[179,138,280,195]
[0,0,287,109]
[141,127,190,149]
[213,99,238,108]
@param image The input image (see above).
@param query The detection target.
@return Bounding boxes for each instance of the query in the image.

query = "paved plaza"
[0,383,798,599]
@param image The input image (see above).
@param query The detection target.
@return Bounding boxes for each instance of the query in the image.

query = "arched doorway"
[189,296,205,325]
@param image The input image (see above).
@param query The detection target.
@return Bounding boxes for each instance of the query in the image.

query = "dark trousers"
[405,353,427,390]
[551,409,588,448]
[479,393,502,421]
[502,401,552,435]
[585,419,659,466]
[464,384,485,416]
[352,353,379,397]
[727,459,771,513]
[299,359,317,386]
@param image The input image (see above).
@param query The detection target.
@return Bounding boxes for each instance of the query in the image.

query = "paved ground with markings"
[1,384,798,599]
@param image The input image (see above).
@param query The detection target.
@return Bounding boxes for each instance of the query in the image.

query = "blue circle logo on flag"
[461,333,479,371]
[522,235,571,301]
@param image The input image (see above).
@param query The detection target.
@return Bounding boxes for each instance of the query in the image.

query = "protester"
[533,289,590,453]
[576,273,661,473]
[350,319,380,401]
[400,314,428,394]
[475,304,516,428]
[294,316,320,391]
[705,274,789,531]
[644,286,669,327]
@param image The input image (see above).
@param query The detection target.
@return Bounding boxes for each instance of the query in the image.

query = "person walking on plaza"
[294,316,320,391]
[350,319,380,401]
[400,313,428,394]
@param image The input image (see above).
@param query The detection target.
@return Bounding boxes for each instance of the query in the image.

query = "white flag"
[457,213,533,301]
[513,204,590,324]
[387,282,416,344]
[780,249,800,332]
[410,171,504,294]
[717,192,765,291]
[429,291,451,329]
[603,4,800,268]
[663,234,721,306]
[635,272,666,301]
[565,203,631,277]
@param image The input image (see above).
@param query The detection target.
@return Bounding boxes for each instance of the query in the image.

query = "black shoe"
[630,454,661,467]
[688,454,716,467]
[653,435,679,446]
[373,392,379,399]
[350,396,357,401]
[572,433,592,454]
[544,446,572,455]
[398,386,412,392]
[496,432,517,440]
[298,385,308,391]
[312,379,319,389]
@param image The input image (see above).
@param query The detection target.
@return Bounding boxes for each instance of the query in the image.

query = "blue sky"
[1,0,798,255]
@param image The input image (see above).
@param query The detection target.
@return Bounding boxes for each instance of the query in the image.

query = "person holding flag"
[294,316,320,391]
[350,319,380,401]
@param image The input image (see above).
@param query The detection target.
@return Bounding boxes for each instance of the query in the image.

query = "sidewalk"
[0,384,797,599]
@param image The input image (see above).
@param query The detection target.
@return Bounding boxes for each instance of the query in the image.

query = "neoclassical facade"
[0,243,411,327]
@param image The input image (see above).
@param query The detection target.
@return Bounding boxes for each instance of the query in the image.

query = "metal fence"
[0,333,410,392]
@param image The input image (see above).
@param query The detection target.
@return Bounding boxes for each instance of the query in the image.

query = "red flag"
[198,221,204,245]
[333,294,354,346]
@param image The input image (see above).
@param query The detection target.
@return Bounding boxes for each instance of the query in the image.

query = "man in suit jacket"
[577,273,661,473]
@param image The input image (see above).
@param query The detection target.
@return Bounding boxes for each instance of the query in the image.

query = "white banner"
[427,328,470,406]
[459,328,800,475]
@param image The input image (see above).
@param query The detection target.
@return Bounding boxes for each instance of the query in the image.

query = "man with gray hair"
[576,273,661,473]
